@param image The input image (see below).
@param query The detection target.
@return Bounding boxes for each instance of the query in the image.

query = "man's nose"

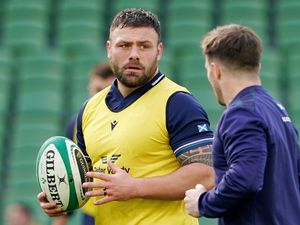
[129,46,140,60]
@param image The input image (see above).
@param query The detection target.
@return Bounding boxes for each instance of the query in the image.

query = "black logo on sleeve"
[111,120,118,130]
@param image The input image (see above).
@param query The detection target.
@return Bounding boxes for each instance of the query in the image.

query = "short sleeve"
[166,92,214,157]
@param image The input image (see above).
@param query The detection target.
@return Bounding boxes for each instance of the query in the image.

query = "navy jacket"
[199,86,300,225]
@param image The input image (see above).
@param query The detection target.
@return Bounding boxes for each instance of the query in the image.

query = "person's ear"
[157,42,163,61]
[211,62,222,80]
[106,40,111,59]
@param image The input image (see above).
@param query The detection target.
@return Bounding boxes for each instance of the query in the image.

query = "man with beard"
[38,8,214,225]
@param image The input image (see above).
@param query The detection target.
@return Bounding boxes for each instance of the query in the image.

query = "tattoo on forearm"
[177,145,213,167]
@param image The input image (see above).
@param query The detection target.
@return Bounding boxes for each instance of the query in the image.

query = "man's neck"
[222,73,261,106]
[117,82,139,97]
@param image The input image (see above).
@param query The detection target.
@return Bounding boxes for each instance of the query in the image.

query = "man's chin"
[218,100,226,106]
[123,70,142,77]
[119,77,142,88]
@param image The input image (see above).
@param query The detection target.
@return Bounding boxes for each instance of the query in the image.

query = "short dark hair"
[202,24,262,71]
[110,8,161,40]
[90,62,114,79]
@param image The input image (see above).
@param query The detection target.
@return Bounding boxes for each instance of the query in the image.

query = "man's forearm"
[135,163,214,200]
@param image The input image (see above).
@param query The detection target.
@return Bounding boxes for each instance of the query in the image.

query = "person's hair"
[110,8,161,41]
[90,62,114,79]
[201,24,262,71]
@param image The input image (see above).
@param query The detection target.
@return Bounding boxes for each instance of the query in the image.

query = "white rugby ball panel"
[36,136,90,211]
[39,143,70,210]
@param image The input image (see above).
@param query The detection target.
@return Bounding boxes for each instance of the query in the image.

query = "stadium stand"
[276,0,300,52]
[4,0,50,23]
[158,47,177,81]
[0,49,12,130]
[59,0,102,24]
[166,0,213,56]
[260,47,282,101]
[68,48,107,115]
[56,0,106,57]
[221,0,269,45]
[286,53,300,135]
[111,0,160,17]
[0,0,7,44]
[2,48,65,225]
[2,0,50,56]
[0,48,13,223]
[14,49,65,127]
[275,0,300,133]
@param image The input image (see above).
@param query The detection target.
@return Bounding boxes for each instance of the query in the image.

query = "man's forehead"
[109,27,159,42]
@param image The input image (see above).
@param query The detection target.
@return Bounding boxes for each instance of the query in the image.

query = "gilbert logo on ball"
[36,136,91,211]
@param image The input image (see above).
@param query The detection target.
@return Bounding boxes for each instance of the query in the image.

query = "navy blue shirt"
[199,86,300,225]
[77,72,213,159]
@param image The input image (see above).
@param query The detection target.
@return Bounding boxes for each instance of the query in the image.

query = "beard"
[111,60,158,88]
[115,71,150,88]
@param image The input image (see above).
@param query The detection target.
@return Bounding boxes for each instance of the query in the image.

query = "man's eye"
[121,44,129,48]
[139,45,148,49]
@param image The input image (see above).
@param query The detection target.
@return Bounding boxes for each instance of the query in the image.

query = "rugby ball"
[36,136,91,211]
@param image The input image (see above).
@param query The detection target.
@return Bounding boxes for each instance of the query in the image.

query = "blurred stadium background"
[0,0,299,224]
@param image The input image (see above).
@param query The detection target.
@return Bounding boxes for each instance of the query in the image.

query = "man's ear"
[157,42,163,61]
[211,62,222,80]
[106,40,111,59]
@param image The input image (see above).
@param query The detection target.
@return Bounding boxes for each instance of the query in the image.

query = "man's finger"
[40,202,58,210]
[86,171,111,180]
[185,189,195,196]
[44,206,63,214]
[82,181,107,189]
[108,161,122,174]
[37,192,48,202]
[94,196,114,205]
[85,189,107,197]
[195,184,206,190]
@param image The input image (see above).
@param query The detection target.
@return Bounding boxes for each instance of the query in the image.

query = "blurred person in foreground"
[184,24,300,225]
[53,62,115,225]
[6,202,39,225]
[38,7,215,225]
